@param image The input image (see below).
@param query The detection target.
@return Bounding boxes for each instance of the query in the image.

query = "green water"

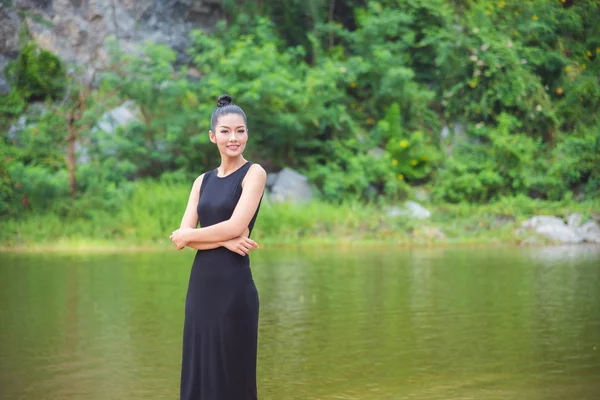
[1,246,599,400]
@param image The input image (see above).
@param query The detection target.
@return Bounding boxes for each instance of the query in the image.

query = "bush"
[4,43,66,101]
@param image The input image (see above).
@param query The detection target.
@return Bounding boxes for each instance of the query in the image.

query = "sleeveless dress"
[180,161,262,400]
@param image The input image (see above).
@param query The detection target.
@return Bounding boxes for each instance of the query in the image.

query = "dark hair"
[210,94,247,131]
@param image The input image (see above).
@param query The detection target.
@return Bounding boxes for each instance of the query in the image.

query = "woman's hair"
[210,94,247,131]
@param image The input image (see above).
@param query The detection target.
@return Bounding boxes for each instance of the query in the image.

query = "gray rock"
[265,171,278,189]
[7,115,27,141]
[95,100,139,134]
[519,215,584,244]
[386,201,431,220]
[577,221,600,244]
[0,54,11,94]
[270,167,313,204]
[3,0,224,68]
[567,213,583,229]
[404,201,431,219]
[0,7,20,57]
[535,224,583,244]
[520,216,566,230]
[367,147,385,159]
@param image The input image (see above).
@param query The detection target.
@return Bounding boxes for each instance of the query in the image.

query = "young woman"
[169,94,266,400]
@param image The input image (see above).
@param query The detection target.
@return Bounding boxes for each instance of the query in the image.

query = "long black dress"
[180,161,262,400]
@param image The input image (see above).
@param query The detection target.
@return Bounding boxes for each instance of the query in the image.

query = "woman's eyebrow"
[218,125,246,129]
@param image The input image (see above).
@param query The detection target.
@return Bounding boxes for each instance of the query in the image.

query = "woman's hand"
[222,235,259,256]
[170,228,195,250]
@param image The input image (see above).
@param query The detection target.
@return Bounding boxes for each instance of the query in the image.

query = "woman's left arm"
[170,164,266,248]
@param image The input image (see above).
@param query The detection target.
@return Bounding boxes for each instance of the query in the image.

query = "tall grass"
[2,180,598,250]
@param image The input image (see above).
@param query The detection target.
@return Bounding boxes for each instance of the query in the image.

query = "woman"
[170,94,266,400]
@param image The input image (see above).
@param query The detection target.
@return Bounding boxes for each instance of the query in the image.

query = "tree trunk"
[66,118,77,198]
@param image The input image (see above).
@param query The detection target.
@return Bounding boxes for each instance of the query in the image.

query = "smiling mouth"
[227,144,240,149]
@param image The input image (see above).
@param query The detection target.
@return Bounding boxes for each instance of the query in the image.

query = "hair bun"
[217,94,232,108]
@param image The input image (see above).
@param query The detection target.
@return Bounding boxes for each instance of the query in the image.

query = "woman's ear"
[208,130,216,143]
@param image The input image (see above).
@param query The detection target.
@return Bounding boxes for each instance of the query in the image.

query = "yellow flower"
[350,81,357,88]
[421,155,428,161]
[392,159,399,166]
[411,159,417,166]
[596,47,600,53]
[556,87,564,95]
[400,140,408,148]
[565,66,571,72]
[397,174,404,180]
[587,50,592,57]
[469,80,477,88]
[498,1,506,7]
[561,0,566,3]
[532,15,538,21]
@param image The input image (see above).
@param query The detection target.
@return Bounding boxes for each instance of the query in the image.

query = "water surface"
[1,245,599,399]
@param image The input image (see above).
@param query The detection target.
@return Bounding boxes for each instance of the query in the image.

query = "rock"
[0,54,12,94]
[85,100,140,160]
[95,100,140,134]
[0,8,20,57]
[265,171,278,189]
[520,216,566,230]
[386,201,431,220]
[3,0,225,67]
[519,215,584,244]
[367,147,385,159]
[567,213,583,229]
[577,221,600,244]
[269,168,313,204]
[535,224,583,244]
[8,115,27,141]
[404,201,431,219]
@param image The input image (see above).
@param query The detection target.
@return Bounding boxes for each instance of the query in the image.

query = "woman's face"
[209,113,248,158]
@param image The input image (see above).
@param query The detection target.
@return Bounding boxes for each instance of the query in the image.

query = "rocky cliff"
[0,0,223,92]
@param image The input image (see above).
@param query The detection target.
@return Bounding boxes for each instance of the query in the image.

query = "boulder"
[567,213,583,229]
[3,0,225,67]
[577,221,600,244]
[386,201,431,220]
[519,215,584,244]
[535,224,583,244]
[520,216,566,230]
[269,168,313,204]
[95,100,140,134]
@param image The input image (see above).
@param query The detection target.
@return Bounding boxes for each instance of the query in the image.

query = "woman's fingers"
[244,238,259,248]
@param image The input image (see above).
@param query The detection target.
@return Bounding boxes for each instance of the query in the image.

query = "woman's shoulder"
[247,162,266,177]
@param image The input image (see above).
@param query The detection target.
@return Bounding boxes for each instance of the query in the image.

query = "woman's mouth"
[227,144,240,151]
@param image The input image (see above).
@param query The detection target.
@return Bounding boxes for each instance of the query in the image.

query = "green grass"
[2,180,599,251]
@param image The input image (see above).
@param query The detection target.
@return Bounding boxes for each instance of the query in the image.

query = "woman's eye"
[220,131,228,134]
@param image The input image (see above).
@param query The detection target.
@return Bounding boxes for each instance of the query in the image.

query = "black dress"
[180,161,262,400]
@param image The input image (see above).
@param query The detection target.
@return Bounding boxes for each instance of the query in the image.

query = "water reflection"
[0,246,599,399]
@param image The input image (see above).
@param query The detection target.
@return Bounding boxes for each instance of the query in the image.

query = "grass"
[2,180,599,252]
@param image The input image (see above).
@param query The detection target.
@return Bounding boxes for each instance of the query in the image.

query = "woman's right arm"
[186,227,258,256]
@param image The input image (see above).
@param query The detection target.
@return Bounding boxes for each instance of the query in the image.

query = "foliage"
[1,0,599,221]
[4,42,66,101]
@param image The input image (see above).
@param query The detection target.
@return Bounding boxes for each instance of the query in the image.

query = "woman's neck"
[218,157,247,175]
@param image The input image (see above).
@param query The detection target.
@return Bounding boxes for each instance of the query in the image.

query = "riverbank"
[2,188,598,252]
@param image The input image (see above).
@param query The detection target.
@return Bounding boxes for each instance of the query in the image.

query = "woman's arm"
[175,173,225,244]
[171,164,267,247]
[186,227,259,256]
